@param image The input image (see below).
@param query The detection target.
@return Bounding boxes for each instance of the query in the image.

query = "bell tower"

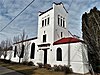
[53,2,69,41]
[37,2,69,44]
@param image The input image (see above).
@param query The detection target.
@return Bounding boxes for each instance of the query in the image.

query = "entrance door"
[44,50,47,64]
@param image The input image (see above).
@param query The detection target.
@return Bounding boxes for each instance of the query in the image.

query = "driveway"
[0,66,24,75]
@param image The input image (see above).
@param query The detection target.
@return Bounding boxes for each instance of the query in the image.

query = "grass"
[0,59,91,75]
[0,59,64,75]
[0,60,34,75]
[34,68,64,75]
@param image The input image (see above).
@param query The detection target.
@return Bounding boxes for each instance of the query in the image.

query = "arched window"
[14,46,17,57]
[57,48,62,61]
[30,43,35,59]
[20,44,25,58]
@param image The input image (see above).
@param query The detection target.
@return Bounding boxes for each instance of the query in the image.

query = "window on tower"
[43,34,46,42]
[47,17,50,25]
[63,18,65,28]
[45,19,46,26]
[42,20,44,27]
[58,15,60,25]
[58,15,66,28]
[61,32,63,37]
[42,15,50,27]
[61,17,62,27]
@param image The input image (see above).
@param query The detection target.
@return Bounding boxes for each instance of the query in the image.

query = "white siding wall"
[53,4,69,41]
[52,42,89,74]
[38,9,54,44]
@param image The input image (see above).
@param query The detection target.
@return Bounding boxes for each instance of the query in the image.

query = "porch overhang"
[37,43,50,50]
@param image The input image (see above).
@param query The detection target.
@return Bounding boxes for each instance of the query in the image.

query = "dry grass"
[0,60,64,75]
[33,68,64,75]
[0,60,90,75]
[0,60,34,75]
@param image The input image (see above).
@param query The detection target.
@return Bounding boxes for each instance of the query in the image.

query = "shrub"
[37,63,43,68]
[0,59,5,62]
[51,65,73,73]
[4,60,11,63]
[63,65,73,74]
[28,61,34,66]
[22,61,28,65]
[10,61,18,65]
[44,64,51,70]
[57,65,64,71]
[96,65,100,73]
[52,65,59,71]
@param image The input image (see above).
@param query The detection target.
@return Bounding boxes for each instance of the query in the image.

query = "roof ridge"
[13,37,37,44]
[53,37,83,45]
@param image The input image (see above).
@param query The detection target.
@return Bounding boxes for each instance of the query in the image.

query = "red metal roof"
[53,37,83,45]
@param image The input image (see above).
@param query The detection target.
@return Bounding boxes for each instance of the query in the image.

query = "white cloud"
[0,0,100,42]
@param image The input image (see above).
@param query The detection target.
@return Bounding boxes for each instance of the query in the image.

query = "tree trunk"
[19,57,21,63]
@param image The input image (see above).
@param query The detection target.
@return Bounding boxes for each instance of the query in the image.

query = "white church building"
[4,2,89,74]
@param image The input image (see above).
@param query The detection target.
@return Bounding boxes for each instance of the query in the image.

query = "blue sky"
[0,0,100,42]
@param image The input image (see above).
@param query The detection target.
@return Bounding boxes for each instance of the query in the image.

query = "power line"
[67,0,74,11]
[0,0,35,32]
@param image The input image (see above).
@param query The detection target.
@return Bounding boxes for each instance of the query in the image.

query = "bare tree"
[13,35,20,43]
[0,40,5,58]
[0,46,3,58]
[0,39,12,60]
[23,40,31,62]
[13,30,30,63]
